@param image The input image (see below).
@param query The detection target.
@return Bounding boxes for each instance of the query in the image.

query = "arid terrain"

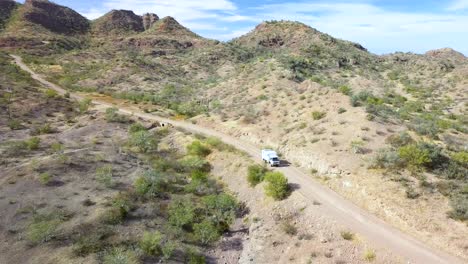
[0,1,467,264]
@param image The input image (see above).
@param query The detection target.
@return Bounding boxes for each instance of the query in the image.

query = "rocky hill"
[22,0,89,34]
[0,0,17,30]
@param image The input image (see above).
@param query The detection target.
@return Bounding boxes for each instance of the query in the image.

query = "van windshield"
[272,157,279,161]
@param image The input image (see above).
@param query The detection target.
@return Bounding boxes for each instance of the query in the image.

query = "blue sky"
[19,0,468,55]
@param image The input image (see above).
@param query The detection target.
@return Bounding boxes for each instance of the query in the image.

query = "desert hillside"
[0,0,467,263]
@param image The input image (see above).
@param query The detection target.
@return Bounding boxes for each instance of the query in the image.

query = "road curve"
[11,54,464,264]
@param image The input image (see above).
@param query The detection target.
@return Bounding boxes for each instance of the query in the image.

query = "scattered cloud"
[447,0,468,11]
[78,0,468,55]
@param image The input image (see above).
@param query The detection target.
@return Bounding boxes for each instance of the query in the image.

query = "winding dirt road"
[11,54,464,264]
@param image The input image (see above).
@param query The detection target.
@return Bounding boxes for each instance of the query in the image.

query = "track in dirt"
[10,54,464,264]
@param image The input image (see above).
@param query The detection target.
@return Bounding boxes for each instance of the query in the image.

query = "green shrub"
[188,251,206,264]
[452,151,468,165]
[78,98,92,114]
[103,248,140,264]
[385,132,414,148]
[7,119,22,130]
[26,211,69,245]
[105,107,128,123]
[247,165,268,187]
[140,231,163,256]
[45,89,58,98]
[281,221,297,236]
[179,155,211,173]
[202,194,238,231]
[340,231,354,240]
[187,141,212,157]
[133,170,169,198]
[101,194,134,225]
[264,172,289,200]
[398,145,431,172]
[363,249,376,262]
[372,149,403,170]
[26,137,41,150]
[50,142,64,153]
[38,173,52,185]
[31,123,52,135]
[161,241,176,261]
[312,111,326,120]
[168,199,195,228]
[338,85,352,95]
[72,225,111,256]
[96,165,114,188]
[448,194,468,221]
[350,140,365,154]
[338,107,347,114]
[350,91,373,107]
[129,131,158,153]
[128,123,147,134]
[193,220,220,245]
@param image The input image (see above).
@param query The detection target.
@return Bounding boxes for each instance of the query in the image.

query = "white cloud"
[447,0,468,11]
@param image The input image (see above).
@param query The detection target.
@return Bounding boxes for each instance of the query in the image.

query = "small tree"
[202,194,238,231]
[264,172,289,200]
[247,164,267,187]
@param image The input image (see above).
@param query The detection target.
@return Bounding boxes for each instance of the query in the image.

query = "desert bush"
[312,111,326,120]
[96,165,114,188]
[385,132,413,148]
[409,117,439,138]
[26,137,41,150]
[134,170,169,198]
[179,155,211,173]
[26,211,69,245]
[105,107,128,123]
[102,247,140,264]
[168,199,196,229]
[350,140,366,154]
[340,231,354,240]
[101,194,134,225]
[78,98,92,114]
[8,119,22,130]
[193,220,220,245]
[45,89,58,98]
[338,107,347,114]
[338,85,352,95]
[451,151,468,165]
[202,194,238,231]
[38,173,52,185]
[72,225,112,256]
[398,145,431,172]
[31,124,52,135]
[128,123,147,134]
[264,172,289,200]
[350,91,373,107]
[188,251,206,264]
[371,149,403,170]
[129,130,158,153]
[281,221,297,236]
[364,249,376,262]
[448,194,468,221]
[247,164,268,187]
[140,231,163,256]
[161,241,176,261]
[187,141,211,157]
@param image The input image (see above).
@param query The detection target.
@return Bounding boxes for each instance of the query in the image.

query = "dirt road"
[11,54,464,264]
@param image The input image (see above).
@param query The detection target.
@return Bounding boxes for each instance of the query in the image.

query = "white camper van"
[262,149,280,167]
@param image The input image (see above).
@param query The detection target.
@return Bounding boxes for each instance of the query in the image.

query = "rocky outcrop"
[0,0,17,28]
[22,0,89,34]
[142,13,159,30]
[93,9,144,34]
